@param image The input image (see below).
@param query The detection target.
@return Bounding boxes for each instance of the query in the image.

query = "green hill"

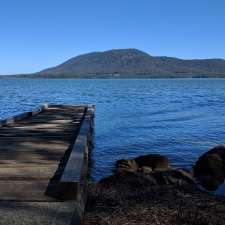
[9,49,225,78]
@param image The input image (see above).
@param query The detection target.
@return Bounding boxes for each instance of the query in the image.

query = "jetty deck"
[0,104,95,225]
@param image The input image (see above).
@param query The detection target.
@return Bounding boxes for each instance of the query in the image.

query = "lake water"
[0,78,225,193]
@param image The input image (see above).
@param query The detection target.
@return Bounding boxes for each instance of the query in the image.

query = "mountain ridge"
[5,49,225,78]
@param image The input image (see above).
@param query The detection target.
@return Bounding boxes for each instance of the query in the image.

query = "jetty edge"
[0,103,95,225]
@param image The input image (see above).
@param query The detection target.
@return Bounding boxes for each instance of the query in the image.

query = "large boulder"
[193,145,225,191]
[116,154,170,173]
[135,154,170,171]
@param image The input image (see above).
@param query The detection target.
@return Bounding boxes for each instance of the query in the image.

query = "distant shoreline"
[1,75,225,79]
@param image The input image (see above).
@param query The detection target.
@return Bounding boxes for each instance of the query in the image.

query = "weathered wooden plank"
[0,180,60,201]
[0,201,77,225]
[61,115,90,182]
[0,154,63,163]
[0,127,78,134]
[0,129,76,135]
[6,123,77,129]
[1,118,80,125]
[0,134,74,139]
[0,138,71,150]
[36,110,84,115]
[0,165,59,180]
[0,147,66,155]
[0,127,78,132]
[0,104,49,127]
[0,132,75,138]
[12,118,81,124]
[13,119,77,124]
[48,104,87,108]
[0,163,58,168]
[36,110,84,116]
[60,106,94,200]
[0,160,60,166]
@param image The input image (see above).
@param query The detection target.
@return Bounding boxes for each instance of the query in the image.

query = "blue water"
[1,79,225,186]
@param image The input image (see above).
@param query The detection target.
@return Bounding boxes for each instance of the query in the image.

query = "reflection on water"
[0,78,225,194]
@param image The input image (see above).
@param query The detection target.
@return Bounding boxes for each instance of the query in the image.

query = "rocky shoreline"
[83,146,225,225]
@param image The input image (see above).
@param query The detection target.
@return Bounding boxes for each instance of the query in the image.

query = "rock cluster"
[115,154,194,186]
[115,146,225,191]
[84,148,225,225]
[116,154,170,173]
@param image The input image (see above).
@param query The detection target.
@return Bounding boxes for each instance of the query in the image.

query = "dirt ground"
[83,171,225,225]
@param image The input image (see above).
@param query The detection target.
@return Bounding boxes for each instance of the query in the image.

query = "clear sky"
[0,0,225,74]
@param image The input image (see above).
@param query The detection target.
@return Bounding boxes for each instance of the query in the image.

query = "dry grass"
[83,171,225,225]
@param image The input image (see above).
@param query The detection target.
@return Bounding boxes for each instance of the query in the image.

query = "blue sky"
[0,0,225,74]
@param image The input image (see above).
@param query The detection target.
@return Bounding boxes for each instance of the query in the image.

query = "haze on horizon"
[0,0,225,74]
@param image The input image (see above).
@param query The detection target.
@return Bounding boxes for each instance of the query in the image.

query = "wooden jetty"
[0,104,95,225]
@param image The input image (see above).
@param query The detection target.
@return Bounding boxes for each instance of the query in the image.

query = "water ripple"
[1,78,225,187]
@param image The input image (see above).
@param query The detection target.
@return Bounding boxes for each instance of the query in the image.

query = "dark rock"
[116,159,138,172]
[193,145,225,191]
[203,145,225,161]
[141,166,153,174]
[135,154,170,171]
[116,154,170,173]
